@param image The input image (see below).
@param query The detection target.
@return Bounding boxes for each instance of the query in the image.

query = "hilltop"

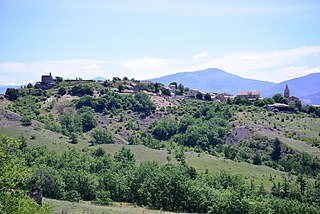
[1,76,320,213]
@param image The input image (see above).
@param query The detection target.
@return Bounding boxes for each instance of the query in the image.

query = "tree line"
[2,136,319,213]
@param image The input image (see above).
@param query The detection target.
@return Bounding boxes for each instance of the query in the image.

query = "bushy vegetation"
[60,106,97,135]
[223,135,320,177]
[76,91,156,116]
[91,128,114,145]
[2,78,320,213]
[71,84,93,96]
[149,102,232,152]
[19,143,320,213]
[0,136,51,213]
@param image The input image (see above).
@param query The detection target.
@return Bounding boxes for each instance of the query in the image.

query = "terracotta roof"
[237,92,248,96]
[251,91,260,95]
[237,91,260,96]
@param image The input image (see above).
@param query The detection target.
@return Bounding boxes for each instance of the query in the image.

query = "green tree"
[58,87,66,96]
[71,84,93,96]
[162,88,171,96]
[204,93,212,101]
[272,137,281,161]
[282,178,289,197]
[21,115,32,126]
[69,132,79,144]
[234,96,251,105]
[18,133,28,149]
[0,136,51,213]
[297,174,307,195]
[91,128,114,145]
[114,147,135,168]
[60,112,82,135]
[65,190,81,202]
[252,153,262,165]
[177,83,185,95]
[154,82,160,93]
[93,190,113,205]
[272,94,288,104]
[118,84,125,93]
[196,92,203,100]
[0,136,29,191]
[5,88,20,100]
[134,92,156,115]
[151,118,178,141]
[55,76,63,82]
[27,83,33,88]
[92,147,106,157]
[30,166,66,199]
[78,106,97,132]
[169,82,178,88]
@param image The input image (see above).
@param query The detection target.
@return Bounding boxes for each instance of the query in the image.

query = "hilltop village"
[35,73,300,105]
[3,72,304,115]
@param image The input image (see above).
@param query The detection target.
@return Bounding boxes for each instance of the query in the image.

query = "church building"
[284,84,300,103]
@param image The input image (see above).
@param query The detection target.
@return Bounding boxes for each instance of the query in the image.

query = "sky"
[0,0,320,85]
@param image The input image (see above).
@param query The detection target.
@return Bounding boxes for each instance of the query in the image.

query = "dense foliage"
[149,101,232,152]
[76,91,156,116]
[0,136,51,213]
[20,144,320,213]
[5,88,20,100]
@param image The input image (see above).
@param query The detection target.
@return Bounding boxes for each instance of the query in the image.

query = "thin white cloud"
[0,59,105,84]
[82,64,101,70]
[192,52,209,60]
[204,46,320,82]
[0,46,319,85]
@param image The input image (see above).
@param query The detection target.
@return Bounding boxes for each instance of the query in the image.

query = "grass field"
[98,144,176,165]
[185,152,292,189]
[45,198,187,214]
[0,124,176,165]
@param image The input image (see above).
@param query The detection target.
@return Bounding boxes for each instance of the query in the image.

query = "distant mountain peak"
[151,68,320,105]
[151,68,274,95]
[93,76,106,81]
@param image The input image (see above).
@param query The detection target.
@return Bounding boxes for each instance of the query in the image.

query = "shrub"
[58,87,66,96]
[93,190,113,205]
[5,88,20,100]
[66,190,81,202]
[91,128,114,145]
[21,116,32,126]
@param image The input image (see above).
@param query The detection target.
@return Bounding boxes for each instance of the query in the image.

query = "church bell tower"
[284,84,290,99]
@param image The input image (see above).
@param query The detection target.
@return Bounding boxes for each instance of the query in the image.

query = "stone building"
[41,72,53,84]
[284,84,300,103]
[284,84,290,99]
[236,91,260,100]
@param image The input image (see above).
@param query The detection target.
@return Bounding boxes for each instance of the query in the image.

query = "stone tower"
[284,84,290,99]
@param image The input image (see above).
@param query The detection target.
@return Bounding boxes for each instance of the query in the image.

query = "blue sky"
[0,0,320,84]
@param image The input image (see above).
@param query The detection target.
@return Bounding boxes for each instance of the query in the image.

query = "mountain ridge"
[151,68,320,105]
[152,68,275,94]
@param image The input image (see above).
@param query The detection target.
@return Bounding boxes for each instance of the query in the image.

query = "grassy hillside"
[236,110,320,158]
[186,153,292,189]
[45,198,186,214]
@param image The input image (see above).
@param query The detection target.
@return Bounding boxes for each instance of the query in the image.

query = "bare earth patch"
[150,95,179,110]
